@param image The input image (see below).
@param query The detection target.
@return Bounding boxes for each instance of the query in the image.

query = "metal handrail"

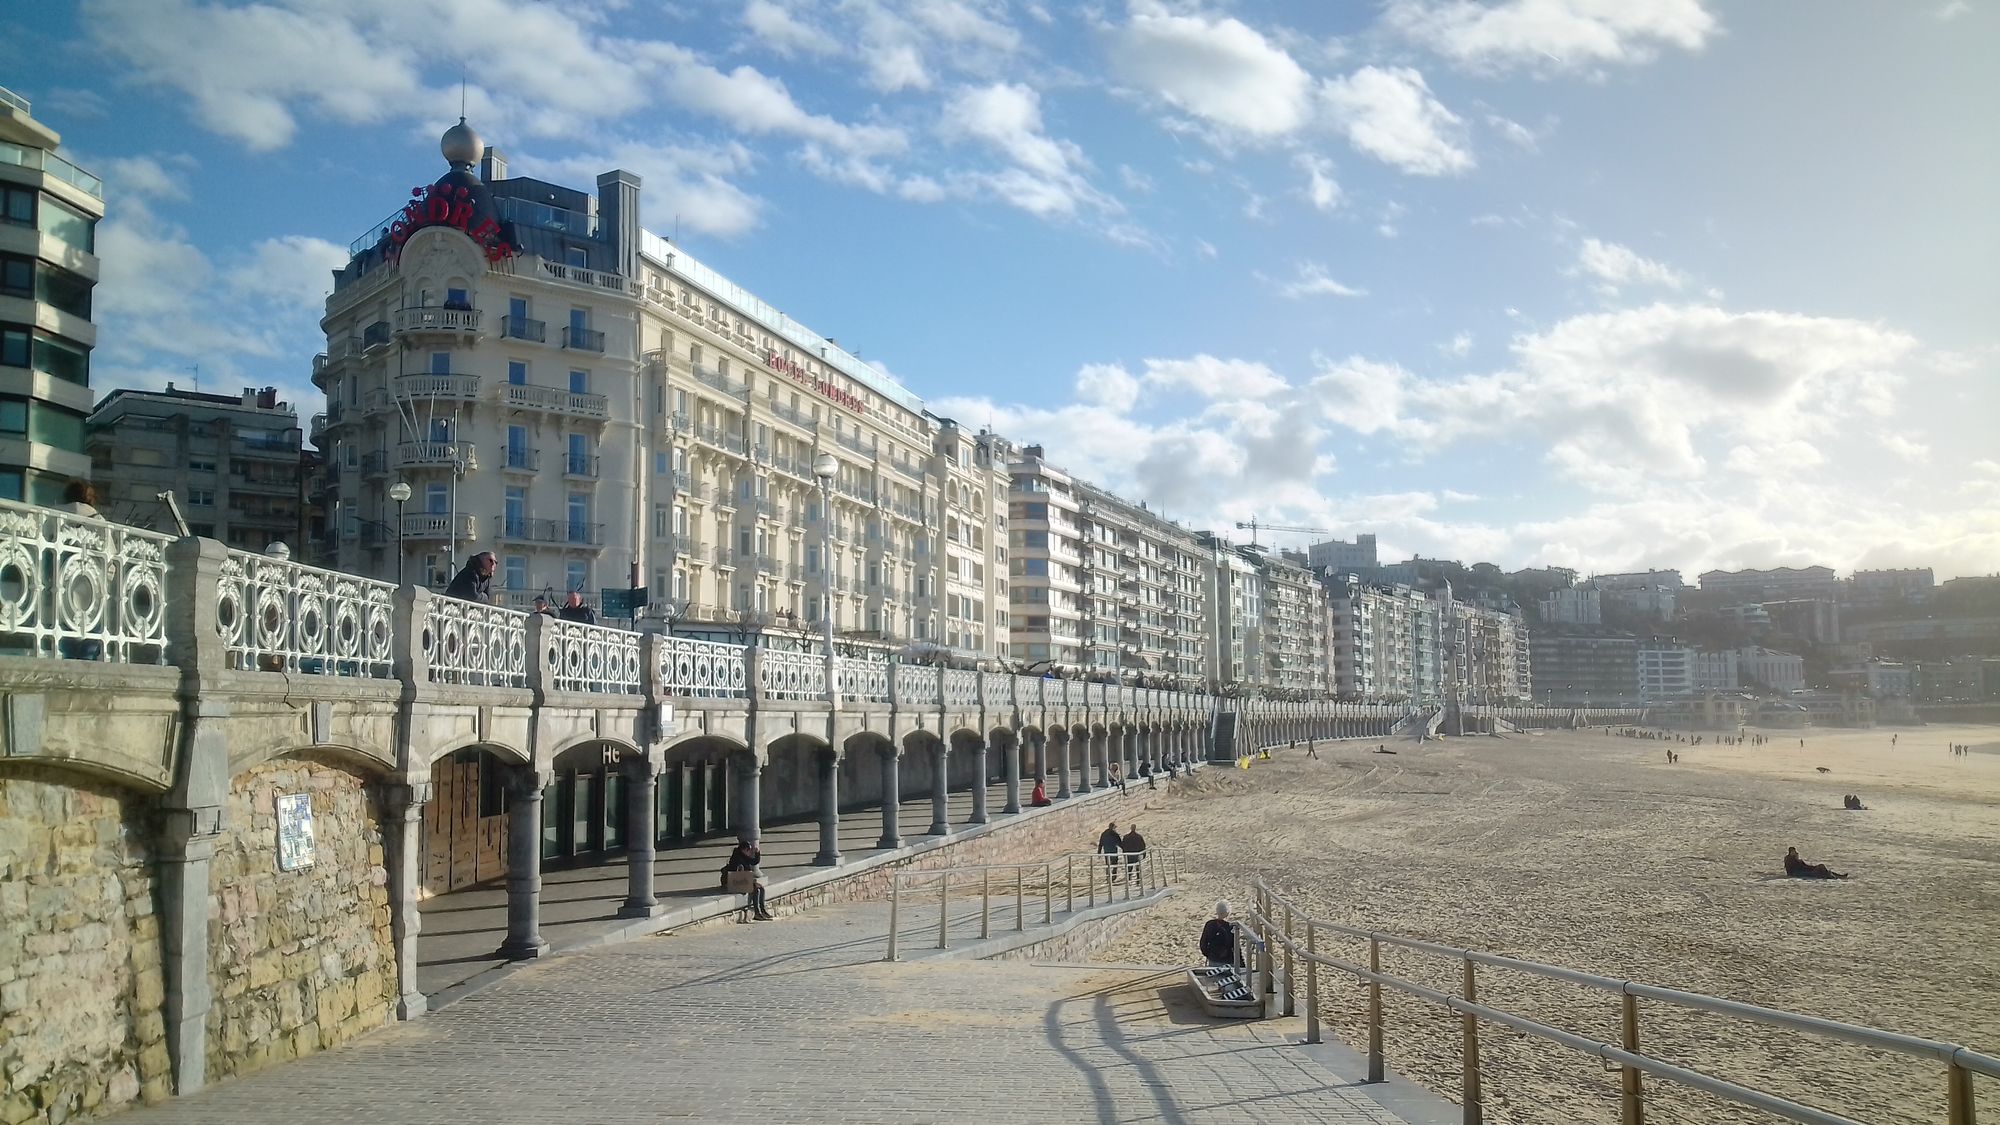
[885,849,1182,962]
[1241,877,1995,1125]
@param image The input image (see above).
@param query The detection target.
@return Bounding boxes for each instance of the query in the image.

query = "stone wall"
[982,899,1160,963]
[0,765,166,1124]
[205,756,396,1083]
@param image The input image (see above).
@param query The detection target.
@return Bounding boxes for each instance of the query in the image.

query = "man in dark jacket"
[1120,824,1146,882]
[558,591,596,624]
[1200,901,1235,964]
[1098,822,1122,879]
[444,552,496,603]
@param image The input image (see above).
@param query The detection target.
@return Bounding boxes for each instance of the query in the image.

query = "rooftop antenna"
[188,362,199,394]
[460,66,467,118]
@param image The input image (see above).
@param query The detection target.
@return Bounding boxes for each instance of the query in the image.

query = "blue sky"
[5,0,1996,578]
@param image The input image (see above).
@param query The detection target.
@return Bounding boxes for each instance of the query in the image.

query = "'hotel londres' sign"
[766,349,867,414]
[389,183,517,263]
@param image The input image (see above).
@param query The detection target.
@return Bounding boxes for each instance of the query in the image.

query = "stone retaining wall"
[0,765,166,1124]
[204,756,396,1083]
[982,900,1159,963]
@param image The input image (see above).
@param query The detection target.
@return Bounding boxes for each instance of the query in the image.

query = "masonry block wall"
[204,756,397,1083]
[0,766,168,1123]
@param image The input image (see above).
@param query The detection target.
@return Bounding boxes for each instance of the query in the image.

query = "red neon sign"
[766,349,867,414]
[388,183,516,263]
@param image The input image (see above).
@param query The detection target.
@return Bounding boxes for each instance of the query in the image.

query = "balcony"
[493,516,602,547]
[562,325,605,352]
[400,513,476,541]
[563,453,600,480]
[394,305,482,338]
[834,430,871,455]
[693,364,750,399]
[361,321,393,351]
[501,316,546,343]
[500,447,540,473]
[714,547,739,570]
[670,470,691,494]
[394,373,480,402]
[767,399,817,432]
[396,442,473,469]
[501,381,608,419]
[309,413,329,445]
[361,450,389,478]
[229,472,297,496]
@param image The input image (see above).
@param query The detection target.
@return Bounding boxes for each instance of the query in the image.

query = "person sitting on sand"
[1199,901,1236,965]
[1784,846,1849,879]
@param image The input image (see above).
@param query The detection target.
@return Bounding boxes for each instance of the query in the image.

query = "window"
[0,257,28,298]
[429,352,452,374]
[503,556,527,590]
[188,489,214,506]
[188,459,215,473]
[508,360,527,385]
[565,559,589,594]
[569,369,588,393]
[567,493,590,540]
[31,333,87,385]
[509,296,529,322]
[566,432,590,474]
[445,286,469,309]
[1019,558,1048,577]
[0,187,33,226]
[0,470,21,501]
[569,308,588,334]
[428,418,453,442]
[425,484,447,514]
[653,503,670,538]
[0,399,23,434]
[39,196,94,252]
[0,327,24,368]
[504,487,525,537]
[567,246,588,268]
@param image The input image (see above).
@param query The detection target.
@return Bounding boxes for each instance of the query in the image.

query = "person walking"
[444,551,496,603]
[558,591,596,624]
[1097,822,1122,881]
[1120,823,1147,885]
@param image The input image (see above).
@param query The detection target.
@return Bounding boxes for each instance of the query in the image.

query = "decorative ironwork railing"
[982,672,1013,707]
[758,648,826,701]
[658,634,748,698]
[894,663,940,706]
[837,657,889,704]
[544,618,643,695]
[0,500,171,664]
[215,549,396,677]
[942,668,980,708]
[424,598,529,688]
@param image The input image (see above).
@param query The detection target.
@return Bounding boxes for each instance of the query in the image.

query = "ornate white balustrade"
[982,671,1014,707]
[544,617,643,694]
[658,634,748,698]
[0,500,172,665]
[215,549,397,677]
[894,663,940,706]
[424,598,529,688]
[837,656,889,703]
[942,668,980,708]
[758,648,826,701]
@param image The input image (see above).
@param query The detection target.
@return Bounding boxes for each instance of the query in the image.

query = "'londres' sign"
[390,183,517,262]
[766,349,867,414]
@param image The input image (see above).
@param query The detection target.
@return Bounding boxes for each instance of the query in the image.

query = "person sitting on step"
[1199,901,1236,966]
[723,840,775,920]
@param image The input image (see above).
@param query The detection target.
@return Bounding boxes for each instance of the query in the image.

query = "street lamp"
[388,481,412,587]
[812,451,841,868]
[812,453,838,669]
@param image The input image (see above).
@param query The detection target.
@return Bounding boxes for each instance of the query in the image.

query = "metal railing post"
[886,875,900,961]
[1043,862,1053,925]
[1462,957,1483,1124]
[938,872,950,950]
[1016,866,1025,931]
[1066,854,1075,915]
[1621,992,1643,1125]
[1305,920,1321,1044]
[1947,1059,1974,1125]
[981,869,992,939]
[1283,904,1297,1017]
[1367,934,1385,1083]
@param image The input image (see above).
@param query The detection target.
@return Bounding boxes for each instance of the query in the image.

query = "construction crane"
[1234,519,1331,550]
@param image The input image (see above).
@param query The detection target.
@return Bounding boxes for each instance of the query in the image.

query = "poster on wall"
[276,793,316,872]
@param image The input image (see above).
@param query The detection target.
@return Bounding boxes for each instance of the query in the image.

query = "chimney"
[481,145,506,182]
[596,168,642,281]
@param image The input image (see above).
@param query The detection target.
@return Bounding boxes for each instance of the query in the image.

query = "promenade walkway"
[112,894,1415,1124]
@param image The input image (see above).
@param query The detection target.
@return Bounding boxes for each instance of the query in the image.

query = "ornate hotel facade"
[314,122,1007,659]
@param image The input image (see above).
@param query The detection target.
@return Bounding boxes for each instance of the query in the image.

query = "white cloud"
[1119,164,1154,193]
[1074,363,1142,411]
[937,83,1113,219]
[228,235,348,312]
[1193,238,1219,260]
[1274,262,1367,300]
[1973,459,2000,476]
[99,154,196,201]
[863,41,932,92]
[661,63,906,157]
[1106,4,1314,137]
[1936,0,1972,20]
[1141,355,1289,399]
[515,140,764,238]
[1574,238,1688,294]
[1294,153,1344,212]
[1383,0,1719,75]
[1878,433,1931,464]
[1319,66,1473,176]
[1484,112,1541,150]
[1442,332,1474,357]
[741,0,836,57]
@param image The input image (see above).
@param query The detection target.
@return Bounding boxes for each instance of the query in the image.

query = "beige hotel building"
[315,121,1007,659]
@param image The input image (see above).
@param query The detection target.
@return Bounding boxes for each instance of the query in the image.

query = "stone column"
[618,759,663,919]
[973,739,994,823]
[385,782,431,1017]
[735,754,762,845]
[999,736,1018,816]
[877,748,903,849]
[1075,732,1092,794]
[1094,731,1109,789]
[813,749,843,866]
[1031,732,1046,785]
[928,741,950,836]
[158,805,220,1094]
[687,761,707,836]
[1056,734,1073,799]
[498,767,551,960]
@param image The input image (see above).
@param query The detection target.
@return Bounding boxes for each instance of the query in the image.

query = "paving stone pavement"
[110,896,1411,1124]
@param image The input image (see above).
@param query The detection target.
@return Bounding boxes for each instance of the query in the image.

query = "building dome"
[441,117,483,167]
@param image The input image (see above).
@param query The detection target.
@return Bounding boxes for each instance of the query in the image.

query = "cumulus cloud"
[1319,66,1473,175]
[99,154,197,202]
[1294,153,1344,212]
[228,235,348,311]
[1878,434,1931,464]
[741,0,837,57]
[937,82,1114,218]
[1273,262,1368,299]
[1383,0,1720,75]
[1106,3,1314,137]
[1142,355,1291,399]
[1574,238,1688,295]
[514,139,765,238]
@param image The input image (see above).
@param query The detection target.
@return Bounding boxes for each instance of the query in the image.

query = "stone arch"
[762,731,830,822]
[224,736,394,785]
[658,729,751,763]
[840,731,896,810]
[546,733,645,768]
[418,738,532,769]
[655,734,749,845]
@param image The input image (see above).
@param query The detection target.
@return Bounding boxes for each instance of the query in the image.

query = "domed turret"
[441,117,483,167]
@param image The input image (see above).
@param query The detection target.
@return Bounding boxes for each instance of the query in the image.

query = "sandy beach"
[1091,725,2000,1125]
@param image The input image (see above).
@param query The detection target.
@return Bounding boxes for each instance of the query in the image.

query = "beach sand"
[1091,725,2000,1125]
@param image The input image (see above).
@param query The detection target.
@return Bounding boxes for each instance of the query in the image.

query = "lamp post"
[812,453,838,676]
[388,481,412,587]
[812,452,841,868]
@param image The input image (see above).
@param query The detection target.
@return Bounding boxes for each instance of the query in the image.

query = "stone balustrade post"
[523,610,553,696]
[393,584,434,688]
[619,758,664,918]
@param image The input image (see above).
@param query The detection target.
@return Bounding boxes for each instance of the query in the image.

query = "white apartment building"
[1006,446,1085,670]
[1327,574,1443,703]
[1072,478,1208,687]
[1538,585,1602,626]
[317,121,1007,658]
[1202,541,1262,691]
[1,86,101,504]
[1693,648,1739,691]
[1637,638,1695,700]
[1305,533,1377,572]
[1448,600,1529,704]
[1257,550,1332,696]
[1738,646,1806,694]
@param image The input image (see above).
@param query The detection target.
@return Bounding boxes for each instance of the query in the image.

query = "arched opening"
[422,744,527,895]
[656,735,748,846]
[762,733,829,823]
[541,739,643,870]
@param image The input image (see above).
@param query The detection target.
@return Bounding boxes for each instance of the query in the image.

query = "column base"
[497,937,551,960]
[927,822,950,836]
[812,850,845,867]
[616,899,665,919]
[876,835,904,850]
[396,992,429,1021]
